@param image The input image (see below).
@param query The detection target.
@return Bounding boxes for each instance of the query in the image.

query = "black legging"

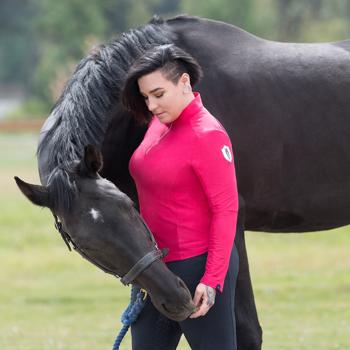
[131,243,239,350]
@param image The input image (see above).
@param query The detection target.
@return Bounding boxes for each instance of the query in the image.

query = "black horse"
[15,145,196,322]
[16,14,350,350]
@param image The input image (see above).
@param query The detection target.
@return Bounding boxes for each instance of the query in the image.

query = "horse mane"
[38,15,174,175]
[37,16,175,213]
[47,166,78,214]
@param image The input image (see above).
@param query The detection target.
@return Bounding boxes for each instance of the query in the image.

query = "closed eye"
[142,92,164,100]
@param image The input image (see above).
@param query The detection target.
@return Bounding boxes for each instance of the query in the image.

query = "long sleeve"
[191,129,238,292]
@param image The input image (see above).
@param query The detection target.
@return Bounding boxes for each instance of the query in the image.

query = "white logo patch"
[221,145,232,162]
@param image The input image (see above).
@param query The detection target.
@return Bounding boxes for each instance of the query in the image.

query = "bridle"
[52,212,168,285]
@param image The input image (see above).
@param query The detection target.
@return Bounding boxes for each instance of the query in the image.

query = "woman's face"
[138,69,193,124]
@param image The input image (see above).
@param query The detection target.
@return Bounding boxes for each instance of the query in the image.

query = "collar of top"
[170,91,203,126]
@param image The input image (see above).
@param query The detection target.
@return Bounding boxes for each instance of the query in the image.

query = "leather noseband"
[52,212,168,285]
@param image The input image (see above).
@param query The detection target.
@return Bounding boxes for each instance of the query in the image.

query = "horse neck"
[100,111,147,206]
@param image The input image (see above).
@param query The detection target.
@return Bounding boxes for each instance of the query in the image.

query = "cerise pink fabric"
[129,92,238,291]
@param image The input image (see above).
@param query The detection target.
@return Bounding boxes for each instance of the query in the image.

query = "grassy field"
[1,133,349,350]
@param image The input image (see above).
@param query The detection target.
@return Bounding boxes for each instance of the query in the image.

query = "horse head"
[15,145,195,321]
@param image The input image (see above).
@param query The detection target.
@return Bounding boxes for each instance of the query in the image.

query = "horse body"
[38,15,350,235]
[156,16,350,232]
[93,16,350,233]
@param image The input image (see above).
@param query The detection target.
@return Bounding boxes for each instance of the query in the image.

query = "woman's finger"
[192,284,205,307]
[189,302,210,318]
[189,283,215,318]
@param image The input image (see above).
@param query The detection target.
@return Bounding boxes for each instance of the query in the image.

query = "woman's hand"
[189,283,216,318]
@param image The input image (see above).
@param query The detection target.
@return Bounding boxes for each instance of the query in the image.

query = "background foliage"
[1,0,350,116]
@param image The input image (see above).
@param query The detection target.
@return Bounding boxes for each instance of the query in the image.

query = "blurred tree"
[32,0,181,105]
[32,0,107,103]
[0,0,38,88]
[2,0,350,117]
[248,0,278,39]
[124,0,156,28]
[153,0,181,16]
[276,0,350,42]
[99,0,180,39]
[277,0,305,40]
[100,0,130,36]
[180,0,255,31]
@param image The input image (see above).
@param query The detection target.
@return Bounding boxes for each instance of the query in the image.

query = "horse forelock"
[37,20,175,177]
[47,166,77,215]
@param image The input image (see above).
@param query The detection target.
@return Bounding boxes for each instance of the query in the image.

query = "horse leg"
[235,195,263,350]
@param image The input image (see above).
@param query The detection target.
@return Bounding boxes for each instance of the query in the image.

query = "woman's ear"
[180,73,192,94]
[180,73,191,86]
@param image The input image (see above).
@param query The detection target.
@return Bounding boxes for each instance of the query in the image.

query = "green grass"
[246,229,350,350]
[1,133,350,349]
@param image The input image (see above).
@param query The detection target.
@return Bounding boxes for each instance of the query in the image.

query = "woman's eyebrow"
[140,87,164,97]
[141,87,163,95]
[150,87,163,93]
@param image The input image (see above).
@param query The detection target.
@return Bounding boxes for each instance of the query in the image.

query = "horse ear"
[84,145,103,174]
[14,176,50,208]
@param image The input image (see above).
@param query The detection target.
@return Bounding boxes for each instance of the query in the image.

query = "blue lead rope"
[112,286,147,350]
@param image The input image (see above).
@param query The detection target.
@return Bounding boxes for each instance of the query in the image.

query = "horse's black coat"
[38,15,350,231]
[36,14,350,350]
[17,145,197,322]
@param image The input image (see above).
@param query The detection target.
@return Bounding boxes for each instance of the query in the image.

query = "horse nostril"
[177,277,188,290]
[162,303,171,314]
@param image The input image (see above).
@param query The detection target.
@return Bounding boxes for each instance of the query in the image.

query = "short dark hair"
[122,44,203,123]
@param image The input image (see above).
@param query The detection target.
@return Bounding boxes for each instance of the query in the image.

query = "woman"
[122,44,239,350]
